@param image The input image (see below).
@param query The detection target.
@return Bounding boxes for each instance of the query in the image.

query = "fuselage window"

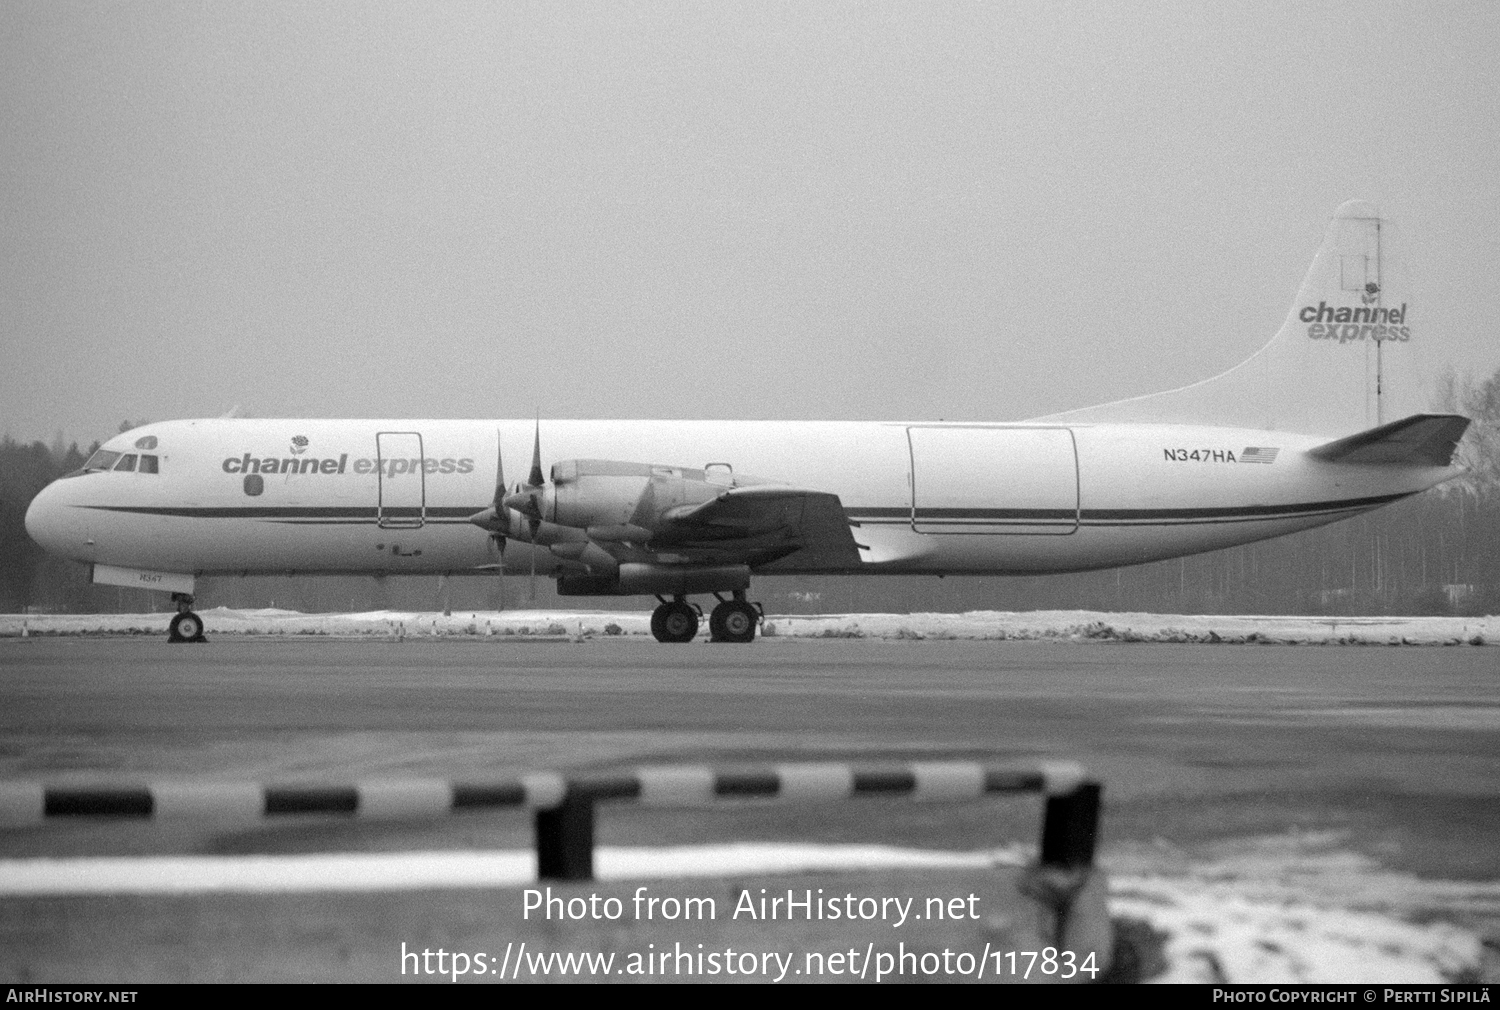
[138,454,159,474]
[83,450,121,472]
[113,454,138,472]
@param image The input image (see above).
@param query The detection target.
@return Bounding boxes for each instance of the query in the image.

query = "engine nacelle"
[556,563,751,596]
[542,460,743,535]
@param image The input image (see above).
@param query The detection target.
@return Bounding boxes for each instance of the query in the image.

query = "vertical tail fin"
[1035,200,1415,435]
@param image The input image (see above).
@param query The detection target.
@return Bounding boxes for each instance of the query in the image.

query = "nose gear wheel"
[168,611,206,643]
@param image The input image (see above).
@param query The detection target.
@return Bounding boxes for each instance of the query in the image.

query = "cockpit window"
[82,449,121,472]
[113,454,138,472]
[139,454,159,474]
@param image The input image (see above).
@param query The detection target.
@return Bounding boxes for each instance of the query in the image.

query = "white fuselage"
[24,417,1452,581]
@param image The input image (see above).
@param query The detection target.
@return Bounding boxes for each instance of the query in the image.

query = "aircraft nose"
[24,479,87,560]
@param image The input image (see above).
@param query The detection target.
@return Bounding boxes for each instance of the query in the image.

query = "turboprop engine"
[503,459,760,542]
[468,430,811,607]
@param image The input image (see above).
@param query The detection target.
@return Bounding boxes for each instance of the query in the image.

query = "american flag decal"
[1240,447,1280,464]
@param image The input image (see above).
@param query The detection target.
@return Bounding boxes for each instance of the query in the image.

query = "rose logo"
[290,435,309,455]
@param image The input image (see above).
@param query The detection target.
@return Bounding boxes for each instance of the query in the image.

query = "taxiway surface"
[1,636,1495,877]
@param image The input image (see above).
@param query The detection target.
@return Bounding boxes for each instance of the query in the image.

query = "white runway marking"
[0,843,1027,896]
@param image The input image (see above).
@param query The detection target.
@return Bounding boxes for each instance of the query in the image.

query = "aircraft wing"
[652,486,864,569]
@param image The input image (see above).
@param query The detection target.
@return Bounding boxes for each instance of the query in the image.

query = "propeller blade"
[527,415,544,489]
[470,430,517,534]
[489,430,507,612]
[495,532,506,613]
[492,429,506,512]
[502,417,549,521]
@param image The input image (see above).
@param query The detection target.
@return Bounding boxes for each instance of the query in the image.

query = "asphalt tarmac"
[1,636,1495,875]
[0,635,1496,983]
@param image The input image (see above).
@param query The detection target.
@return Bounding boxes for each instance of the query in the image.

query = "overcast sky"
[3,1,1497,446]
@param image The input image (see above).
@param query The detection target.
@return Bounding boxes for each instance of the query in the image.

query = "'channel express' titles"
[222,454,475,476]
[1300,301,1411,343]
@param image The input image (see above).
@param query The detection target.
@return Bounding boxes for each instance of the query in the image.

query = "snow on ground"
[1108,832,1495,983]
[1,607,1495,645]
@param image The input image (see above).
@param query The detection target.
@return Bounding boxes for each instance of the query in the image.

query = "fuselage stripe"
[845,491,1405,523]
[80,490,1406,528]
[87,489,1404,528]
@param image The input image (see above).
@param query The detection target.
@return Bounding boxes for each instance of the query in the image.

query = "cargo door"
[908,426,1078,535]
[376,431,426,528]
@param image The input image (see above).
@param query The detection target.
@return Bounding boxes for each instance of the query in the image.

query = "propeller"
[503,419,546,528]
[491,432,507,611]
[466,430,510,610]
[527,416,544,492]
[501,417,547,601]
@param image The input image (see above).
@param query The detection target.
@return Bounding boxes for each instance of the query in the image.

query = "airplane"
[23,201,1470,644]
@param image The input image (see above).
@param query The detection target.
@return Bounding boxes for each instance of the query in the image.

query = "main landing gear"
[709,593,759,644]
[168,593,206,644]
[649,592,762,644]
[650,598,700,643]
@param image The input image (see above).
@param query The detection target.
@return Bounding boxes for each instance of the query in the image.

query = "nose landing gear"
[168,593,206,643]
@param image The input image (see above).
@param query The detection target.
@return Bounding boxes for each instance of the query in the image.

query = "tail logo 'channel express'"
[1300,295,1411,343]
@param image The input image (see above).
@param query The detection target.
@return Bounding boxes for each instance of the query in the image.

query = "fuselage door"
[376,431,426,529]
[908,426,1079,535]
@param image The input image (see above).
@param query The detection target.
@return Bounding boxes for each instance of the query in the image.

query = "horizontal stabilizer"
[1308,413,1470,466]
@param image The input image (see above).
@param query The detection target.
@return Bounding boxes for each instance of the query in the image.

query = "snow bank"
[761,610,1498,645]
[1108,832,1495,983]
[2,608,1494,644]
[0,608,642,640]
